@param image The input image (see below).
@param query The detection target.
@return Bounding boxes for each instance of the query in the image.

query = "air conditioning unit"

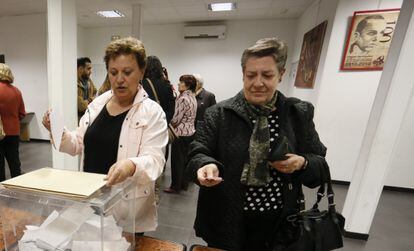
[184,25,226,39]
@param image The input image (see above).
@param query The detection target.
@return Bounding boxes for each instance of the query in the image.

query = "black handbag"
[275,161,345,251]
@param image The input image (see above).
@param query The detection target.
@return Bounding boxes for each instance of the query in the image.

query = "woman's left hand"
[105,159,136,186]
[269,153,306,174]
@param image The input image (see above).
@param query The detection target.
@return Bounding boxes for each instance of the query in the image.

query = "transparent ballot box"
[0,179,136,251]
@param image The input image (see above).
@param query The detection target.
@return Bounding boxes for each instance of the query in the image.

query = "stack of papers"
[18,205,130,251]
[1,168,107,198]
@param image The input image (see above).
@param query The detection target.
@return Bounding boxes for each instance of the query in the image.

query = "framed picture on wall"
[294,20,328,89]
[0,55,5,63]
[340,9,400,71]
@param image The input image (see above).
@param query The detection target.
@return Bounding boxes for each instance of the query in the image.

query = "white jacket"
[59,87,168,232]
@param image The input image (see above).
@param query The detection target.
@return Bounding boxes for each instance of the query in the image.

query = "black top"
[142,78,175,124]
[83,105,129,174]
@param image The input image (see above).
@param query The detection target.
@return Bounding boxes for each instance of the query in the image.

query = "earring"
[139,79,142,85]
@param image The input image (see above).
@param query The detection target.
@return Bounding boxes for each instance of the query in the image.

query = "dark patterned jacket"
[187,91,328,251]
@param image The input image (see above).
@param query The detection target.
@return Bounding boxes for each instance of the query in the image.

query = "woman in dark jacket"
[187,38,328,251]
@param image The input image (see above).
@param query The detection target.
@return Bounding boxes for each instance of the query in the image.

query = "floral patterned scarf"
[240,93,278,186]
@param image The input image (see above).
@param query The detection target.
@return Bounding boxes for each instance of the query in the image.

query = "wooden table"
[0,207,43,250]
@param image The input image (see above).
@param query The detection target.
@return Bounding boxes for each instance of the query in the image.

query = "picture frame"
[340,9,400,71]
[294,20,328,89]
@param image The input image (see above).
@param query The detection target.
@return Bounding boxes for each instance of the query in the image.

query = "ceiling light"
[208,3,237,12]
[97,10,125,18]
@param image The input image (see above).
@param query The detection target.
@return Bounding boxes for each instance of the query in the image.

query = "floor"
[3,141,414,251]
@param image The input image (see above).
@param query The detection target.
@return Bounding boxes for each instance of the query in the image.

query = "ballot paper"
[20,210,59,243]
[34,206,94,248]
[18,241,43,251]
[71,238,131,251]
[72,214,122,241]
[1,167,107,198]
[19,206,94,250]
[49,108,65,151]
[18,206,130,251]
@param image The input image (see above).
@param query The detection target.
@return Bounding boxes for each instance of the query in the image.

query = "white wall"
[84,26,131,89]
[287,0,339,105]
[382,1,414,189]
[291,0,408,187]
[81,19,298,102]
[77,25,87,57]
[0,14,49,140]
[143,19,297,101]
[385,89,414,188]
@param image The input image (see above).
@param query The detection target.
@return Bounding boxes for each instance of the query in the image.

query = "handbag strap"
[311,158,337,214]
[145,78,161,104]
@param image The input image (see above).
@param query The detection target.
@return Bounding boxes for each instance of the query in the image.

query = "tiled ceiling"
[0,0,316,27]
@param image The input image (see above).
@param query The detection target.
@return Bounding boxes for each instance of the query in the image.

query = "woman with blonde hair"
[0,63,26,181]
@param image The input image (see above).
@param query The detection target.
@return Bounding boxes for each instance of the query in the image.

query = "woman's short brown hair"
[241,37,287,72]
[179,74,197,92]
[104,37,147,70]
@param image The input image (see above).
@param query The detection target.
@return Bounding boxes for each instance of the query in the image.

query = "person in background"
[164,75,197,194]
[77,57,97,120]
[142,56,175,124]
[187,38,328,250]
[43,37,168,234]
[141,56,176,202]
[0,63,26,181]
[193,73,216,129]
[98,74,111,96]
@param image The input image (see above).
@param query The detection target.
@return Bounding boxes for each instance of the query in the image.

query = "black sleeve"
[187,106,224,185]
[292,102,328,188]
[210,93,217,106]
[164,84,175,124]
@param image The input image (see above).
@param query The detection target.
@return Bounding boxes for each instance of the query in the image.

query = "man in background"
[193,74,216,129]
[77,57,97,120]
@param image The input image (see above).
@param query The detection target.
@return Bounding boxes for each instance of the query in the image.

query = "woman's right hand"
[42,109,51,132]
[197,164,223,187]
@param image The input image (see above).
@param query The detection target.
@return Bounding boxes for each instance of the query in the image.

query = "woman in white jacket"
[42,37,168,234]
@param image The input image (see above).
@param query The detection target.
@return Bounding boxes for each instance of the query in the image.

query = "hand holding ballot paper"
[42,108,64,151]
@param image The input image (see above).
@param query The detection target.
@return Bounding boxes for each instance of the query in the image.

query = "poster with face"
[341,9,400,71]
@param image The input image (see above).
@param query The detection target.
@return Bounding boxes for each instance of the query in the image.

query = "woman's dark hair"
[162,67,169,81]
[179,74,197,92]
[144,55,163,79]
